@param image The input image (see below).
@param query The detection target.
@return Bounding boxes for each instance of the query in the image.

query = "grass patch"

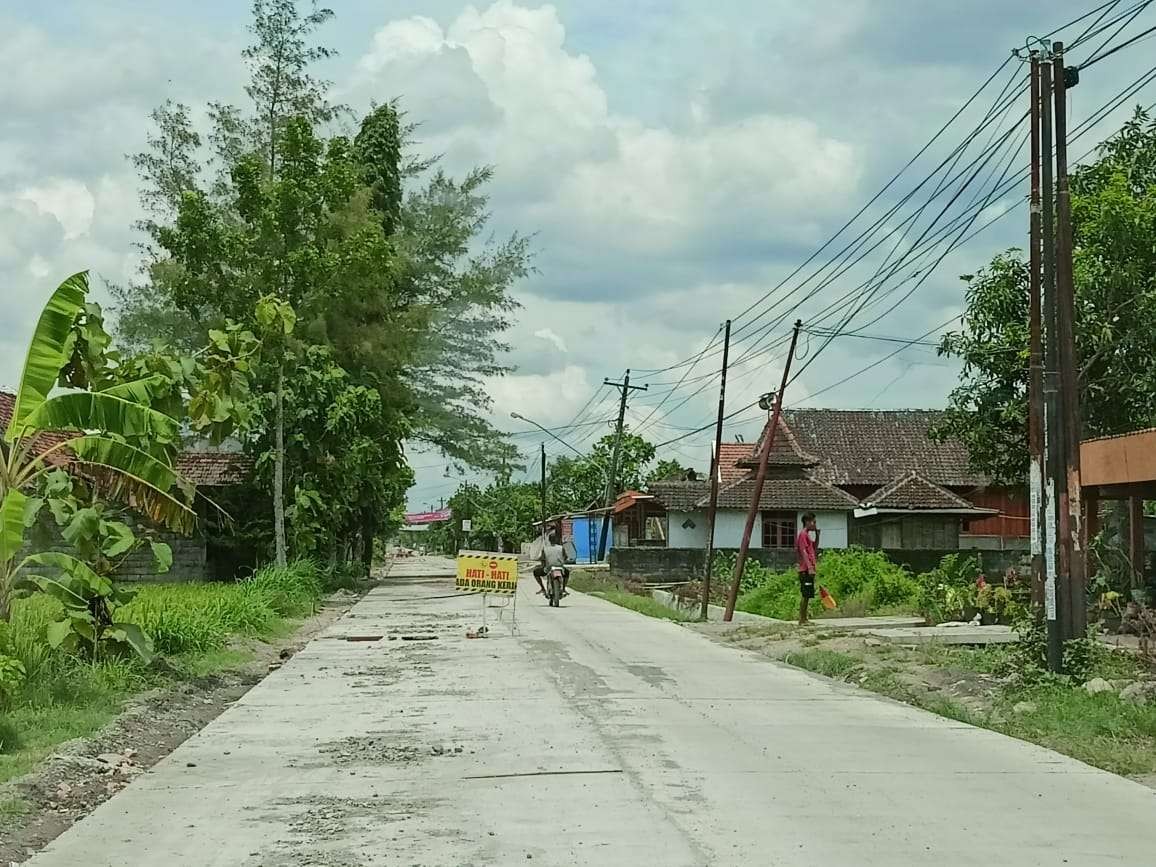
[784,648,861,679]
[568,571,621,594]
[0,559,324,785]
[590,590,692,623]
[994,686,1156,777]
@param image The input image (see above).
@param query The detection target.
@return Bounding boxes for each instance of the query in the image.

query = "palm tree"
[0,272,196,619]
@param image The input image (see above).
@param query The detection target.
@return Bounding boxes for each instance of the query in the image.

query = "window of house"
[762,511,796,548]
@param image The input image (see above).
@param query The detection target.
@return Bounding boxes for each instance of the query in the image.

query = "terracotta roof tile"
[738,416,818,469]
[862,471,991,512]
[702,476,858,511]
[0,391,75,467]
[782,409,987,487]
[717,442,754,482]
[175,452,254,486]
[648,480,710,511]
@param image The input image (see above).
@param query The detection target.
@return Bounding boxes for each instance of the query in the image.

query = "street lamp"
[509,412,610,481]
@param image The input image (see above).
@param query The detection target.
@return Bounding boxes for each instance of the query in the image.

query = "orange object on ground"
[819,586,837,610]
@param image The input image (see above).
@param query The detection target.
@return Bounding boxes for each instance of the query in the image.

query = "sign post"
[456,551,519,630]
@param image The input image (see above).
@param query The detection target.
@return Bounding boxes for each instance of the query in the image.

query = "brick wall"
[609,546,1028,583]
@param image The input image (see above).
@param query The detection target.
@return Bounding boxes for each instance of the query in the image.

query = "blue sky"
[2,1,1154,510]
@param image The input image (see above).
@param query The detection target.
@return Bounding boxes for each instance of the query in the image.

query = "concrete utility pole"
[1028,53,1048,619]
[723,320,803,622]
[596,371,648,561]
[1040,58,1064,672]
[702,320,732,621]
[1053,42,1087,639]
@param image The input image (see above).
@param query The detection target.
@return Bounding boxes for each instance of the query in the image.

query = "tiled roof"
[703,476,858,511]
[862,471,991,513]
[0,391,75,468]
[738,416,818,468]
[175,452,254,486]
[781,409,987,487]
[648,480,709,511]
[717,442,754,482]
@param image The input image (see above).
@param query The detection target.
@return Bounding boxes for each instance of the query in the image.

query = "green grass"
[994,685,1156,776]
[783,648,861,679]
[0,560,324,785]
[590,590,692,623]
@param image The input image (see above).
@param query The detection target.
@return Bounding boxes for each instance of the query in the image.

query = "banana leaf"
[4,272,89,443]
[99,374,168,404]
[22,391,180,444]
[66,437,197,534]
[0,488,28,568]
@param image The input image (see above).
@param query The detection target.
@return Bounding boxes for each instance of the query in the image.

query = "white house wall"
[814,511,849,549]
[712,510,759,548]
[663,509,849,550]
[667,510,709,548]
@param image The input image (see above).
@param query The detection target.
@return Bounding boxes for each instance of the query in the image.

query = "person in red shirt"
[795,512,819,624]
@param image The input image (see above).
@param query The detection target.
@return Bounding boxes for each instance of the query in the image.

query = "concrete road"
[29,556,1156,865]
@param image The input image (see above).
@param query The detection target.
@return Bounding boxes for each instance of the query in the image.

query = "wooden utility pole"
[723,320,803,622]
[1028,53,1048,617]
[596,371,647,561]
[1053,42,1087,638]
[701,319,732,621]
[540,441,548,542]
[1040,58,1064,672]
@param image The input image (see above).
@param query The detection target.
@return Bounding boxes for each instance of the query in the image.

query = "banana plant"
[0,272,196,620]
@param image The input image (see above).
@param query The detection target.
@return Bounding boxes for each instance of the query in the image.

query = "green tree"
[115,1,531,560]
[935,108,1156,481]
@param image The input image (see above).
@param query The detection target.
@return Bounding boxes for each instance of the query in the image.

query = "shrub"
[733,547,919,619]
[0,717,21,754]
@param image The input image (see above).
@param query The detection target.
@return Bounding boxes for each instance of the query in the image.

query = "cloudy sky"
[2,1,1153,509]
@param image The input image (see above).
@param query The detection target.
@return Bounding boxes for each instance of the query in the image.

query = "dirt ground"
[0,593,358,864]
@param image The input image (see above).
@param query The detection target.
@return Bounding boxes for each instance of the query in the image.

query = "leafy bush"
[733,547,919,619]
[916,553,1026,624]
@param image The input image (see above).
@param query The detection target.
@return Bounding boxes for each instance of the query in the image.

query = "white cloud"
[533,327,568,353]
[11,178,95,240]
[485,364,592,428]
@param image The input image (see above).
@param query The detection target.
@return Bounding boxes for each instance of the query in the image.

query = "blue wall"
[571,515,612,564]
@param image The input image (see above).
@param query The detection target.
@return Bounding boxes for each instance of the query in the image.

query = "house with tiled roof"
[626,409,1026,554]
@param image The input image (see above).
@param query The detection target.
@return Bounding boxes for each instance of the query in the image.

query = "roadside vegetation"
[569,571,691,623]
[0,560,332,784]
[0,559,337,786]
[716,622,1156,781]
[695,549,1026,625]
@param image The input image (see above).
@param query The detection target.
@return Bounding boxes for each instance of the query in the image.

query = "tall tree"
[935,108,1156,481]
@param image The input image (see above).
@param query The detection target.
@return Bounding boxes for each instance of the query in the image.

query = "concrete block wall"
[19,525,208,584]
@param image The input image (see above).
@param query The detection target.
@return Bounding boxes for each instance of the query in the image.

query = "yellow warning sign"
[456,552,519,594]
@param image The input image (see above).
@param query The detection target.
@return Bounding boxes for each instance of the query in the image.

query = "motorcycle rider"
[533,531,570,596]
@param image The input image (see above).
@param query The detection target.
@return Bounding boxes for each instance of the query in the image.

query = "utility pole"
[724,320,803,622]
[596,371,648,561]
[1040,58,1064,672]
[1053,42,1087,639]
[1028,53,1047,617]
[540,441,548,543]
[702,320,732,621]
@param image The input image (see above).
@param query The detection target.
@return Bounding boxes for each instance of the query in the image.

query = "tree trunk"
[360,510,376,578]
[273,364,287,567]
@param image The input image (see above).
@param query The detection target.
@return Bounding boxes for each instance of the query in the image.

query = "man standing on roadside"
[795,512,819,625]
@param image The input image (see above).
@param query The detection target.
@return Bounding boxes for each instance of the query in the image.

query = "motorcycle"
[546,566,566,607]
